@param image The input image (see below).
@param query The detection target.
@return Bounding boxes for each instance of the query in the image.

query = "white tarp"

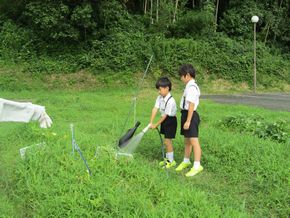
[0,98,52,128]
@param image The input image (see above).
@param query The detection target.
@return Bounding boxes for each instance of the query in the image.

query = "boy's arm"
[184,102,195,130]
[149,107,158,126]
[152,115,167,129]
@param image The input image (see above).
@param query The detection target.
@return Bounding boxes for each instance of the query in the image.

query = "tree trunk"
[156,0,159,22]
[144,0,147,14]
[279,0,284,8]
[273,0,283,42]
[264,23,270,44]
[173,0,179,23]
[150,0,153,24]
[192,0,195,8]
[214,0,219,32]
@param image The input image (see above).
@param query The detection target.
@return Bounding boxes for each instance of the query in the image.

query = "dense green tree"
[0,0,288,47]
[0,0,288,85]
[218,0,289,48]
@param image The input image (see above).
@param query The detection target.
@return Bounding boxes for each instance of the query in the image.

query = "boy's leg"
[186,137,203,177]
[161,138,176,168]
[164,138,173,153]
[184,137,192,159]
[175,138,192,171]
[164,138,174,164]
[189,137,202,162]
[159,138,173,166]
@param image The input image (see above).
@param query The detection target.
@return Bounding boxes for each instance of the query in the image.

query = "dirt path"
[201,93,290,112]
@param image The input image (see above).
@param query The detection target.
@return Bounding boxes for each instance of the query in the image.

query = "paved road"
[201,93,290,112]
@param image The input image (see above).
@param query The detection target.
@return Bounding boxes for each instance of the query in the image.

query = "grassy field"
[0,89,289,217]
[1,61,290,93]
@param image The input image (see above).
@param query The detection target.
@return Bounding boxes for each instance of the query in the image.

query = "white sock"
[166,152,174,162]
[194,161,200,170]
[183,158,190,163]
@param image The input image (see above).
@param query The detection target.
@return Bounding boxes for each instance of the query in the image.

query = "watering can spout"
[118,121,141,148]
[134,121,141,128]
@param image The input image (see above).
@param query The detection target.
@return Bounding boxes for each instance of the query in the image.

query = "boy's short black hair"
[178,64,196,78]
[156,77,172,91]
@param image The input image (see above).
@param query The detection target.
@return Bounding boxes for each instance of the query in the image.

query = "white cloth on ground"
[0,98,52,128]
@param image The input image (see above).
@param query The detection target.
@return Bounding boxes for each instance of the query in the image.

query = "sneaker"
[159,158,168,166]
[175,162,191,172]
[163,160,176,169]
[185,166,203,177]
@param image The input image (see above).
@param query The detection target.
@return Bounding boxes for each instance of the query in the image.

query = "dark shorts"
[160,116,177,139]
[180,110,200,138]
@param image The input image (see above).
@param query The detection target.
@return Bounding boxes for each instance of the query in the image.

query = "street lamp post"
[251,15,259,94]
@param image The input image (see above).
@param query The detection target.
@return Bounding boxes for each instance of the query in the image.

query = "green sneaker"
[185,166,203,177]
[175,162,191,172]
[159,158,168,166]
[163,160,176,169]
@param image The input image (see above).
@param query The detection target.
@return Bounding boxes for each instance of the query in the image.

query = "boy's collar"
[162,92,171,101]
[186,79,196,86]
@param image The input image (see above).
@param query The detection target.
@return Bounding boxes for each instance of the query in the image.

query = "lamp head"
[251,16,259,23]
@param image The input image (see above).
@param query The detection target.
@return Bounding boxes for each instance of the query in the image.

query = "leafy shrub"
[71,3,97,41]
[220,114,289,143]
[152,35,289,84]
[23,55,81,74]
[169,5,215,38]
[0,20,35,60]
[24,2,79,42]
[0,16,289,88]
[91,32,152,73]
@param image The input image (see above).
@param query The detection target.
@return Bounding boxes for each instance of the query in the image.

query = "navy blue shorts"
[160,116,177,139]
[180,110,200,138]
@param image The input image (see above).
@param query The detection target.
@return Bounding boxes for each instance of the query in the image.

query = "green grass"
[0,89,289,217]
[1,60,290,93]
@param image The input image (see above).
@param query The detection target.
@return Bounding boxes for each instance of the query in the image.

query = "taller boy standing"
[175,64,203,177]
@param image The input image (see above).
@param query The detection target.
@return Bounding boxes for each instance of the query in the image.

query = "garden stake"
[70,124,92,176]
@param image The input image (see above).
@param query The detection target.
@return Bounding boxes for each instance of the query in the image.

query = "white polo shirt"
[154,93,177,117]
[180,79,200,111]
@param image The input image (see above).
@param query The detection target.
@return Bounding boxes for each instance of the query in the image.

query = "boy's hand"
[183,121,190,130]
[150,123,158,129]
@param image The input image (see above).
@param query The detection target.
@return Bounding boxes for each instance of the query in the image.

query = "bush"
[24,2,79,42]
[0,19,288,88]
[151,35,289,85]
[91,32,152,73]
[0,20,35,60]
[169,9,215,38]
[220,114,289,143]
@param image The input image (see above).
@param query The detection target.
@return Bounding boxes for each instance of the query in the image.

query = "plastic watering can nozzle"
[142,124,151,133]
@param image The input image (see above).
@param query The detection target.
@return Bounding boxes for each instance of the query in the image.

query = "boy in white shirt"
[175,64,203,177]
[149,77,177,169]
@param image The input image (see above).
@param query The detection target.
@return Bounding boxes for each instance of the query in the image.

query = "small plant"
[220,114,289,143]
